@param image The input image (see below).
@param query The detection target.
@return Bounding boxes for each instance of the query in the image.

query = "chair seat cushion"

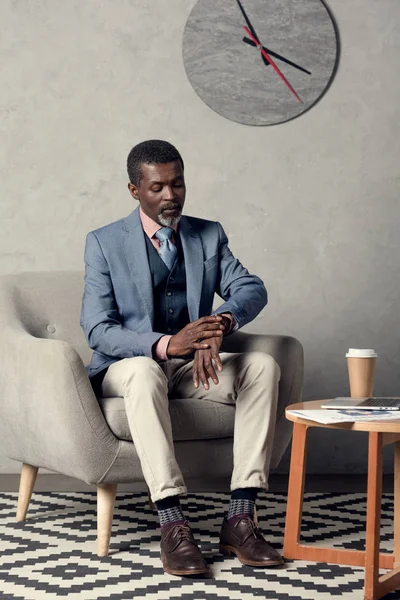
[98,396,235,442]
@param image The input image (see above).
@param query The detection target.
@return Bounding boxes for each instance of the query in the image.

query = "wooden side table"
[283,400,400,600]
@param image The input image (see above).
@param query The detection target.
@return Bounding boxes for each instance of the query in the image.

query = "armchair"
[0,271,303,556]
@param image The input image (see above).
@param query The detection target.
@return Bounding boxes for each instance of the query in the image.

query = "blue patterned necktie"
[154,227,177,270]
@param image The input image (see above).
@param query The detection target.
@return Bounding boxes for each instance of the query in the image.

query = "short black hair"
[127,139,184,186]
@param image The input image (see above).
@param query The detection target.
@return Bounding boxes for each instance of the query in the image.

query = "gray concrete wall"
[1,0,400,475]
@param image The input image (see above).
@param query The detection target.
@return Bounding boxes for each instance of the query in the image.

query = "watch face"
[183,0,338,126]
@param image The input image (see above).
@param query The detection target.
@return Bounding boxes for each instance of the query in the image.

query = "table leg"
[395,441,400,567]
[374,438,400,599]
[283,422,308,558]
[364,431,383,600]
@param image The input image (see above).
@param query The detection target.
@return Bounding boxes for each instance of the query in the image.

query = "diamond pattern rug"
[0,492,399,599]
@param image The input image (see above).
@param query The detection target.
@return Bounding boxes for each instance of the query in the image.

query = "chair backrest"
[0,271,92,366]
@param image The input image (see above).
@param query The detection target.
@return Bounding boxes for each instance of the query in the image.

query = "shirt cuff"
[153,335,172,361]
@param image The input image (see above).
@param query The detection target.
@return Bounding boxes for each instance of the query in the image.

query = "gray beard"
[158,212,182,228]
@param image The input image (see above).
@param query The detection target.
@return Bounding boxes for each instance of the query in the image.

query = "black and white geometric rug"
[0,492,399,600]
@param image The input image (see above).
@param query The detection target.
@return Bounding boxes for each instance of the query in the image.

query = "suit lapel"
[121,210,204,326]
[122,207,154,326]
[179,217,204,321]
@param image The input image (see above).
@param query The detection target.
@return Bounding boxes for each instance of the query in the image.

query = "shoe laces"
[237,516,263,540]
[174,523,194,543]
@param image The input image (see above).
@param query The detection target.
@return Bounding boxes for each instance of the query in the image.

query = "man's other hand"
[193,335,224,390]
[166,316,224,358]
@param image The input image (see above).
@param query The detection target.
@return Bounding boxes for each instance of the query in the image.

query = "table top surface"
[286,399,400,433]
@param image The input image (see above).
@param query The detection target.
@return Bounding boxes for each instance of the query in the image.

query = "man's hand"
[193,334,224,390]
[166,315,224,358]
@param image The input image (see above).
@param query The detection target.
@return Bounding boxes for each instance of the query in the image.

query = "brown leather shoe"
[219,517,284,567]
[160,522,209,576]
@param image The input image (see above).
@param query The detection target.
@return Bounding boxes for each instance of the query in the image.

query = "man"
[80,139,282,576]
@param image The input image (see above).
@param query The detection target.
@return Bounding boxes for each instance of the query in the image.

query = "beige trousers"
[101,352,281,502]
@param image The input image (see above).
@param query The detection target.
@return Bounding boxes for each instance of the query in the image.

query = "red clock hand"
[243,26,303,104]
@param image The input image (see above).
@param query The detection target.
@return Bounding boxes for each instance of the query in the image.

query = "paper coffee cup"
[346,348,377,398]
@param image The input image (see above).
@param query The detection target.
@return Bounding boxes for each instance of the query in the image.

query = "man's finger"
[194,329,223,340]
[193,355,199,389]
[191,332,222,349]
[191,315,222,328]
[212,352,223,373]
[193,342,210,349]
[192,323,224,336]
[204,357,219,385]
[197,359,209,390]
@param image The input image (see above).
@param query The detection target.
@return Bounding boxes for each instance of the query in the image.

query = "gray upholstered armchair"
[0,271,303,556]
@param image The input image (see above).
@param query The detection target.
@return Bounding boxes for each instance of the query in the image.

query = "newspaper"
[287,409,400,425]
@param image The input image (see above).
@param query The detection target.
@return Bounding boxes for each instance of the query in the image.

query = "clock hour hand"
[243,37,312,75]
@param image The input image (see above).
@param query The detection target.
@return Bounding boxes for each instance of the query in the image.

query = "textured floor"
[0,491,399,600]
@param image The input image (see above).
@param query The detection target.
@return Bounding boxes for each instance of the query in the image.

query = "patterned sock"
[155,495,185,530]
[227,487,260,523]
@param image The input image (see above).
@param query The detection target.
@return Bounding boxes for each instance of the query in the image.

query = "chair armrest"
[0,330,120,484]
[221,332,304,406]
[221,331,304,468]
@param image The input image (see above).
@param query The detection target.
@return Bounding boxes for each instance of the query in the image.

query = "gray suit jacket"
[80,206,267,378]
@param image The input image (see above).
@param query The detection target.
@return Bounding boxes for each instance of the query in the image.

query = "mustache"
[160,202,181,212]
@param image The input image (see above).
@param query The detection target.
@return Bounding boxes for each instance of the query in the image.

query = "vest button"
[168,308,174,314]
[166,291,172,297]
[170,277,175,282]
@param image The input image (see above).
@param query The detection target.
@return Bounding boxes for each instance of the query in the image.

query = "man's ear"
[128,182,139,201]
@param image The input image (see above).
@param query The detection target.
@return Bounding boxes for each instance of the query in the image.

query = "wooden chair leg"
[16,463,38,522]
[97,483,117,557]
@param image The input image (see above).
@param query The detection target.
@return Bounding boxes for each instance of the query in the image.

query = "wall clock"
[182,0,339,125]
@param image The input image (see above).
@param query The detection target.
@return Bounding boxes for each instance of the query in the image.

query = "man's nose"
[163,186,174,200]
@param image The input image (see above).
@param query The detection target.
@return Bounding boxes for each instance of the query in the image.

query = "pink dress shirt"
[139,207,235,360]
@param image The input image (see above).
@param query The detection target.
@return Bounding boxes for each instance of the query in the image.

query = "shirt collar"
[139,206,178,239]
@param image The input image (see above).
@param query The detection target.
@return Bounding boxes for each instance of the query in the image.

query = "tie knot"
[155,227,174,242]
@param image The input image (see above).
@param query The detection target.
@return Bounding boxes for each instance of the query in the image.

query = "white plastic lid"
[346,348,377,358]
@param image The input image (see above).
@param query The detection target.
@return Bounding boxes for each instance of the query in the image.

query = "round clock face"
[183,0,338,126]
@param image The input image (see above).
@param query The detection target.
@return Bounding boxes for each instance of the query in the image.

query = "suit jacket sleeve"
[212,222,268,328]
[80,231,163,359]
